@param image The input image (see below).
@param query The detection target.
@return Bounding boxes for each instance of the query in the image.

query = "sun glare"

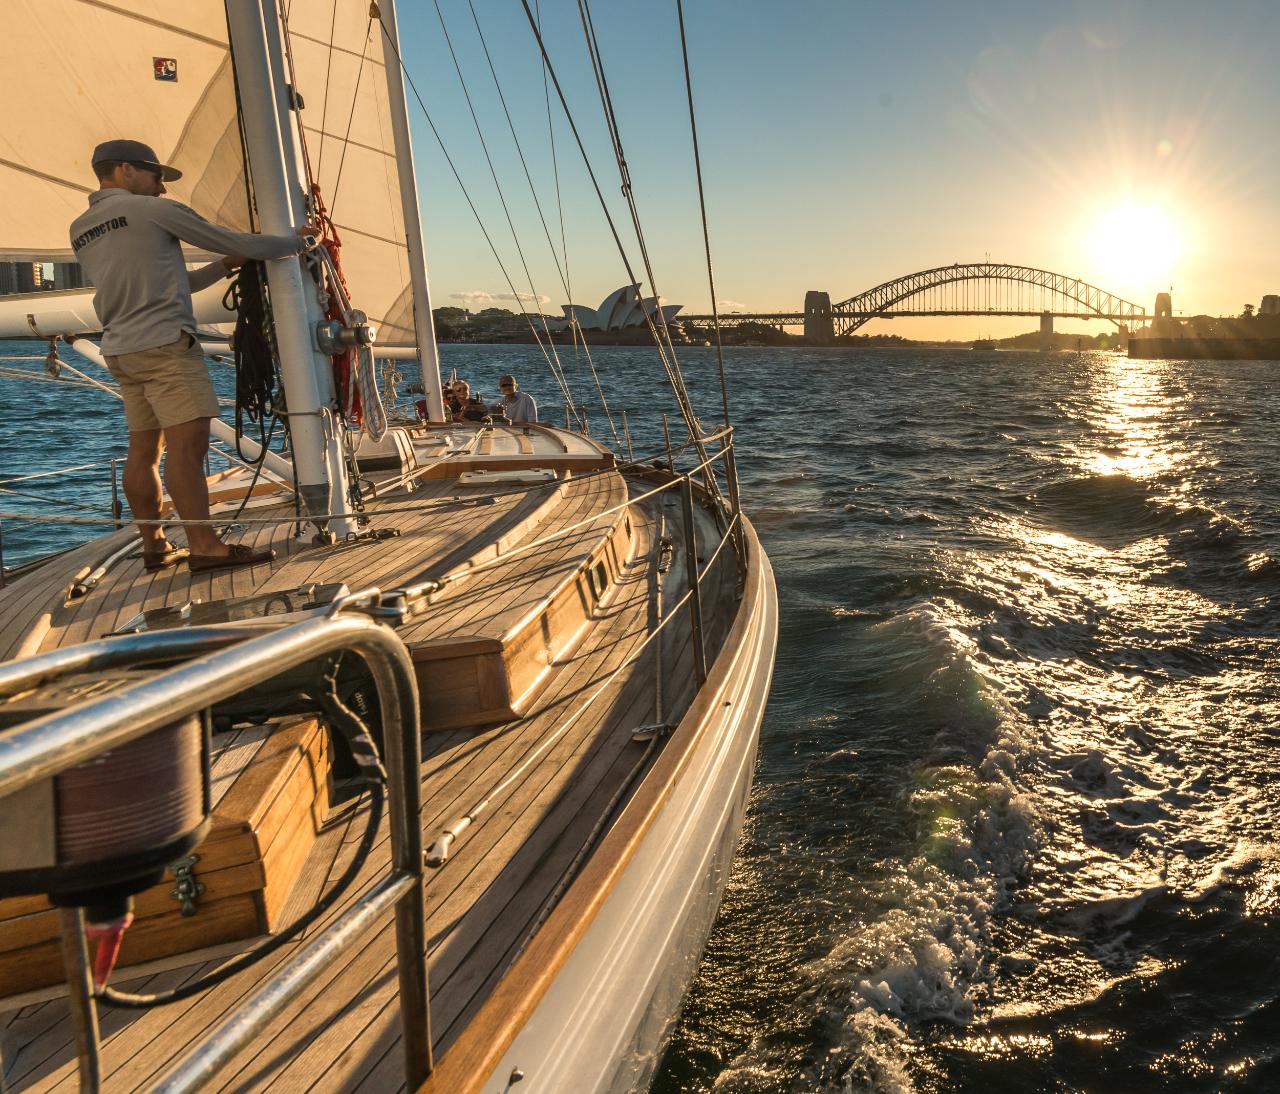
[1087,204,1181,295]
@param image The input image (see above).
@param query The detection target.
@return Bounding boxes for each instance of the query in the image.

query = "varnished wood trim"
[417,512,771,1093]
[413,455,613,479]
[409,636,505,661]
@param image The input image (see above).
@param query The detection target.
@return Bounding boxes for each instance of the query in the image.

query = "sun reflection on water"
[1078,356,1183,480]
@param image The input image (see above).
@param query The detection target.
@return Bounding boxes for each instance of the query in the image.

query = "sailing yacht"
[0,1,777,1091]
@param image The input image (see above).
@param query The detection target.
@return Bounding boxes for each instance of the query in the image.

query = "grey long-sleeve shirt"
[69,189,304,355]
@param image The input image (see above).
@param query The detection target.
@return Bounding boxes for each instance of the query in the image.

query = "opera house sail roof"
[560,284,683,330]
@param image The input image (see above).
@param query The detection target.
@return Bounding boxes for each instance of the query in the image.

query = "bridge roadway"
[681,309,1152,328]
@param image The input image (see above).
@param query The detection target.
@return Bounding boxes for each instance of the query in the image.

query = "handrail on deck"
[0,609,432,1093]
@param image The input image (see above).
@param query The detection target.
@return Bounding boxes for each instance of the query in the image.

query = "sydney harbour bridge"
[682,262,1152,343]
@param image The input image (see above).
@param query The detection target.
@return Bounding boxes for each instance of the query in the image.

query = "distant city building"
[1261,294,1280,317]
[0,262,40,295]
[557,284,682,331]
[53,262,90,290]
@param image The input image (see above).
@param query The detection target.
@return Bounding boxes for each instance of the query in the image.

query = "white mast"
[224,0,355,538]
[376,0,447,423]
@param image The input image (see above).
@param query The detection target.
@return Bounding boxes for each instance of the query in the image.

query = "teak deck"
[0,423,739,1091]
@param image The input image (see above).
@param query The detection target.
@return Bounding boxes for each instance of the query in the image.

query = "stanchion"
[680,474,707,686]
[57,907,102,1092]
[110,458,123,530]
[621,411,635,462]
[722,437,747,578]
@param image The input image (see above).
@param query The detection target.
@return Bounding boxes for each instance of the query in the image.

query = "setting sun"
[1087,203,1181,296]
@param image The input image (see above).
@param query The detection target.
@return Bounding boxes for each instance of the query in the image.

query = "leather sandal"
[187,543,277,573]
[142,544,189,572]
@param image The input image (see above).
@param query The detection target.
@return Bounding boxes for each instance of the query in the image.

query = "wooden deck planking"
[332,502,672,1092]
[18,493,659,1093]
[210,513,663,1093]
[1,468,740,1094]
[400,473,624,646]
[0,526,137,660]
[402,496,597,643]
[76,512,658,1093]
[0,461,621,664]
[3,489,649,1090]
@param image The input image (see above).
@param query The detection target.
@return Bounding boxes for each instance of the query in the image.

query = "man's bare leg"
[161,417,227,557]
[122,427,169,552]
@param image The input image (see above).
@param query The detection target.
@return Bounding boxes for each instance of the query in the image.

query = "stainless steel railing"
[0,608,431,1093]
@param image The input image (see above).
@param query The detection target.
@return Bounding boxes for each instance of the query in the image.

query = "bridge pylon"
[804,291,834,345]
[1039,310,1053,351]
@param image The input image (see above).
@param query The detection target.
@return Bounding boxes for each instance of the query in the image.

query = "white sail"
[0,1,248,262]
[0,1,414,346]
[284,6,416,345]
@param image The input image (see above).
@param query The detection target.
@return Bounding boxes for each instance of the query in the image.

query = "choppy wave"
[655,348,1280,1094]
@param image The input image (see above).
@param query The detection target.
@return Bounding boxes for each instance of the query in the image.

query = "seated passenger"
[496,374,538,423]
[446,380,470,421]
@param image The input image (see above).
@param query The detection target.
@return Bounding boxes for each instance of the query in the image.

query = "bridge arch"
[831,263,1147,338]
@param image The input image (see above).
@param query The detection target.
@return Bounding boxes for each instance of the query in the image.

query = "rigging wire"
[574,0,702,439]
[328,13,375,216]
[314,0,342,179]
[371,10,585,429]
[429,0,581,428]
[534,0,584,409]
[465,0,621,450]
[675,0,731,429]
[516,0,712,480]
[464,0,568,300]
[536,0,572,321]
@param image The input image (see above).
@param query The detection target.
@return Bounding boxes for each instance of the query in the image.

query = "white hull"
[465,520,778,1093]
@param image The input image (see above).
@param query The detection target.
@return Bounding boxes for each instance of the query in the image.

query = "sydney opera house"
[556,283,682,331]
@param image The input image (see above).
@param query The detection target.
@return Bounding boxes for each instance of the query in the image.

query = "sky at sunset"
[391,1,1280,339]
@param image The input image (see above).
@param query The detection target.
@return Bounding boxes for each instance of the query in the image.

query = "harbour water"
[4,343,1280,1091]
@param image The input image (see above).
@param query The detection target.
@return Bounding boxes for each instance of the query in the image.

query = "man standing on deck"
[69,139,318,573]
[496,374,538,423]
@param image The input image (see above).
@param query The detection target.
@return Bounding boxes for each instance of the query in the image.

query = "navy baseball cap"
[91,139,182,182]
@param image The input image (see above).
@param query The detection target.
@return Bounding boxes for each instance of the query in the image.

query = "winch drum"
[0,671,211,909]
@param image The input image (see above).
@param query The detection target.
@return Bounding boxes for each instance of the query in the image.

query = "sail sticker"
[153,58,178,82]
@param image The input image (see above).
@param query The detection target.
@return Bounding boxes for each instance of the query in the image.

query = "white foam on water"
[727,602,1048,1092]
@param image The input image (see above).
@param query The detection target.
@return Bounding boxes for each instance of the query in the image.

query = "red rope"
[274,0,366,426]
[312,185,362,425]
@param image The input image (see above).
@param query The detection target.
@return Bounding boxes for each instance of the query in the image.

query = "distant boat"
[971,337,996,350]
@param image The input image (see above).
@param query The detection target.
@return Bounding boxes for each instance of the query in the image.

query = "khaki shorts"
[105,335,220,432]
